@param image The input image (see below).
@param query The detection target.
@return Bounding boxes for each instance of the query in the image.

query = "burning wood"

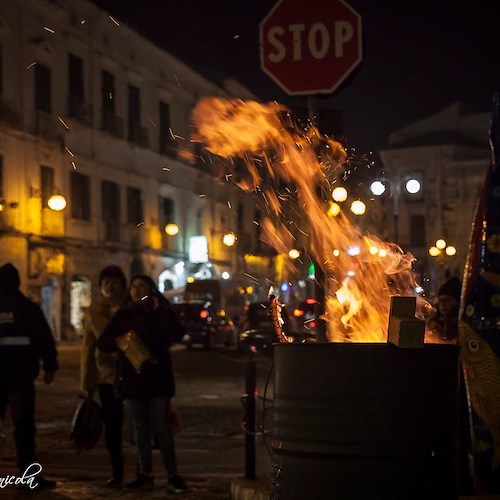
[268,288,291,344]
[387,296,425,348]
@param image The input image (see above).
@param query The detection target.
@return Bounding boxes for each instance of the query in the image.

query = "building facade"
[378,102,490,293]
[0,0,262,339]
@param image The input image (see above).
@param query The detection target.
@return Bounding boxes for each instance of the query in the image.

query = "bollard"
[244,353,256,480]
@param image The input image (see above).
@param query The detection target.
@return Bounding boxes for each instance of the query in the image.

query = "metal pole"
[244,354,256,480]
[307,95,327,342]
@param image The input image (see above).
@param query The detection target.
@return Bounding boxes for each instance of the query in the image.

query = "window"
[40,165,54,207]
[101,180,120,222]
[68,53,84,115]
[237,202,244,232]
[35,64,51,113]
[0,155,3,199]
[0,44,3,96]
[159,196,174,230]
[128,84,141,141]
[127,186,143,224]
[409,215,426,247]
[70,171,91,221]
[159,101,174,155]
[101,70,115,115]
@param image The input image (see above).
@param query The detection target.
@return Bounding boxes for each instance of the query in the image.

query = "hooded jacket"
[0,263,58,381]
[80,296,120,390]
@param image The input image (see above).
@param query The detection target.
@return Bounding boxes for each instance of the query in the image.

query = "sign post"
[260,0,362,342]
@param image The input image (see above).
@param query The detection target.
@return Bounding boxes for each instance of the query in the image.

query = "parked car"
[292,298,318,332]
[242,301,293,332]
[171,301,236,349]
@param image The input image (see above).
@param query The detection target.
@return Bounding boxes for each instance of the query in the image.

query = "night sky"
[89,0,500,157]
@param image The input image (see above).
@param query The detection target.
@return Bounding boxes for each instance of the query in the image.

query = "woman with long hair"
[98,274,187,492]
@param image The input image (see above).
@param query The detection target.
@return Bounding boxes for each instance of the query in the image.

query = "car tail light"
[200,310,208,319]
[293,308,304,317]
[305,298,317,305]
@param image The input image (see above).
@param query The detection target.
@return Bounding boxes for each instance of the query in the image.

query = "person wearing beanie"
[428,276,462,342]
[80,265,127,486]
[0,262,59,490]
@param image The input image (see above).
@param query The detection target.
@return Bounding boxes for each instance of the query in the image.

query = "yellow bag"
[115,330,154,374]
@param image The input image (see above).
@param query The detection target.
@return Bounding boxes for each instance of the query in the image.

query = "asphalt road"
[0,342,273,498]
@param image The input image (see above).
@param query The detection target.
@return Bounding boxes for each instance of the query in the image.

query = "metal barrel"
[271,343,459,499]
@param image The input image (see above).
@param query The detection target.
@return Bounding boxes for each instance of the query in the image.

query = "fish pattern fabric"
[460,92,500,492]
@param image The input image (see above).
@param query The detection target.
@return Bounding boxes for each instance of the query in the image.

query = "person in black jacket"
[97,274,188,493]
[0,263,59,490]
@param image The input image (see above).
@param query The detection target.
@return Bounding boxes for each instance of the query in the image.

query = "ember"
[193,97,437,343]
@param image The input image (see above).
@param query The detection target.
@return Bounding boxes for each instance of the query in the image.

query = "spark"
[233,34,240,39]
[168,128,175,140]
[80,20,86,25]
[65,147,74,157]
[147,116,156,127]
[109,15,120,26]
[252,220,260,225]
[225,174,232,181]
[58,116,69,131]
[174,74,181,87]
[244,272,259,282]
[71,161,77,170]
[173,134,185,140]
[198,194,206,197]
[26,62,36,70]
[227,201,232,209]
[44,27,55,34]
[162,167,171,172]
[136,221,145,227]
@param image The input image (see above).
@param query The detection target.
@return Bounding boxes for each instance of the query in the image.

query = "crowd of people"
[0,262,188,493]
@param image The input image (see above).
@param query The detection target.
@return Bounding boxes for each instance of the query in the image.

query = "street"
[0,342,273,498]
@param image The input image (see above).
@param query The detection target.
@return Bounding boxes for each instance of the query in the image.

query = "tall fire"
[192,97,438,343]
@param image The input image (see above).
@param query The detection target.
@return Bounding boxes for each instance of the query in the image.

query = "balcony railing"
[101,111,124,138]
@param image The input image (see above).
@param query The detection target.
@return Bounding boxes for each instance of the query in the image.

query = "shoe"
[106,476,123,486]
[167,474,188,493]
[123,474,154,490]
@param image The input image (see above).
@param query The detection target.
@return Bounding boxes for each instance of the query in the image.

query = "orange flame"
[192,97,436,343]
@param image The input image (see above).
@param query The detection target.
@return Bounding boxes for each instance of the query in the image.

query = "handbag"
[70,398,103,451]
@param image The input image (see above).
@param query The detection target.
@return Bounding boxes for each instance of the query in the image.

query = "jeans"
[0,380,36,471]
[98,384,123,479]
[124,396,177,476]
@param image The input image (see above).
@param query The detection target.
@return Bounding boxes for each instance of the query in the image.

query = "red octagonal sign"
[260,0,362,96]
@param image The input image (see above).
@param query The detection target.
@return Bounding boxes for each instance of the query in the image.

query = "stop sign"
[260,0,362,96]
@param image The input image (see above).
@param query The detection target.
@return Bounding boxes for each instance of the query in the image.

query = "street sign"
[260,0,362,96]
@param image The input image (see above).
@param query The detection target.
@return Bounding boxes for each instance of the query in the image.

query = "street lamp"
[289,248,300,259]
[47,194,67,211]
[222,231,237,247]
[165,223,179,235]
[369,171,422,243]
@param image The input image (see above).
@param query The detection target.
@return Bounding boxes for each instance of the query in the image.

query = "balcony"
[129,123,149,149]
[68,97,92,123]
[36,111,64,142]
[103,219,120,243]
[101,111,124,138]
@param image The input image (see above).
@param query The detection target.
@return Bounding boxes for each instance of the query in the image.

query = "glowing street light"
[47,194,67,211]
[222,231,236,246]
[165,223,179,235]
[435,238,447,250]
[350,200,366,216]
[405,179,421,194]
[332,186,348,202]
[445,246,457,256]
[327,201,341,217]
[429,246,441,257]
[369,180,386,196]
[289,248,300,259]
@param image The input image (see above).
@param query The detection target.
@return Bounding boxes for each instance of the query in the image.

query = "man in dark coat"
[0,263,59,489]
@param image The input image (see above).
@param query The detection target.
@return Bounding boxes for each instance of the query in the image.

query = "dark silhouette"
[0,263,58,490]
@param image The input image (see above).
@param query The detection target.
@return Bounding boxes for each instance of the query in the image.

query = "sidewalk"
[0,343,272,499]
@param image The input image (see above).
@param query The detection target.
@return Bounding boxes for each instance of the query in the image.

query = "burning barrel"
[270,343,459,499]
